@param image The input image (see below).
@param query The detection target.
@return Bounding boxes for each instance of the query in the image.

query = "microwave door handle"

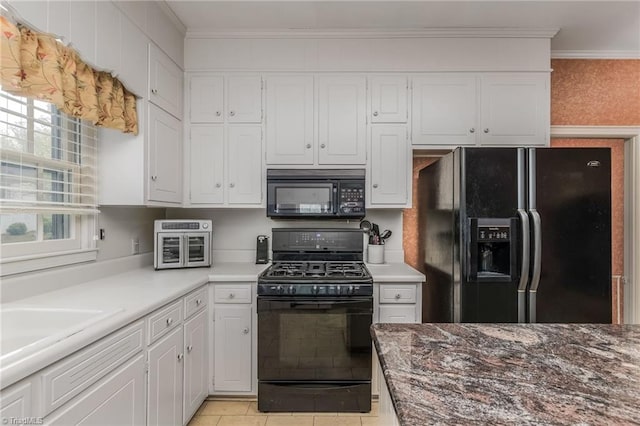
[183,234,188,267]
[333,184,339,215]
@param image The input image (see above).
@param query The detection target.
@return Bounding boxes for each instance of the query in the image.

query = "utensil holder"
[368,244,384,264]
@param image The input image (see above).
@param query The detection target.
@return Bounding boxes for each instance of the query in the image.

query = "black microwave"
[266,169,366,219]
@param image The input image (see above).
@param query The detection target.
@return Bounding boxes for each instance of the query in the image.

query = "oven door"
[155,232,184,269]
[267,182,337,217]
[184,232,210,267]
[257,297,372,382]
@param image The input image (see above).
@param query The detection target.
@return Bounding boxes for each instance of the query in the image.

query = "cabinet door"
[265,75,314,165]
[190,76,224,123]
[227,126,262,205]
[370,125,409,205]
[120,14,149,97]
[318,76,367,165]
[214,304,252,392]
[412,75,477,146]
[46,355,145,426]
[0,381,32,420]
[149,43,183,119]
[96,1,121,74]
[148,104,183,204]
[148,327,184,426]
[184,310,208,424]
[190,125,224,204]
[479,73,548,146]
[226,76,263,123]
[370,76,408,123]
[379,305,417,323]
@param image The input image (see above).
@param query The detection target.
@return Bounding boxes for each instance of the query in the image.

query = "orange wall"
[551,59,640,125]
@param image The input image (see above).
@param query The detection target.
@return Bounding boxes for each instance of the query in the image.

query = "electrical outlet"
[131,238,140,255]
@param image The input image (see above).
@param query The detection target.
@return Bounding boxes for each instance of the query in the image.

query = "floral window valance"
[0,16,138,135]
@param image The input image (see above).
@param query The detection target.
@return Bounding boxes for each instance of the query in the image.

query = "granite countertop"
[372,323,640,425]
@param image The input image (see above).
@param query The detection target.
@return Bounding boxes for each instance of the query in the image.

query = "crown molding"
[159,0,187,35]
[551,50,640,59]
[186,27,559,40]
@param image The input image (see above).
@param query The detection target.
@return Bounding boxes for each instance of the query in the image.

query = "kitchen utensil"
[380,229,392,243]
[372,223,380,244]
[359,220,372,233]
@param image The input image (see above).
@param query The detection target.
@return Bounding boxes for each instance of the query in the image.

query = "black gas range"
[257,228,373,413]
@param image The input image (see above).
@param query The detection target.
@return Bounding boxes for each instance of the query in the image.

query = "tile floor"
[188,400,379,426]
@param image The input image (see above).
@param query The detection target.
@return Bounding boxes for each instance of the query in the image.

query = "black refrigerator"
[418,147,612,323]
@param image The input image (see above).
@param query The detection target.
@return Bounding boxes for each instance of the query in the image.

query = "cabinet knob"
[151,88,158,95]
[166,317,173,326]
[484,128,490,133]
[229,111,236,116]
[373,184,379,188]
[229,293,235,299]
[177,353,184,361]
[216,111,221,117]
[229,183,235,188]
[151,175,157,181]
[215,183,221,188]
[196,299,202,306]
[373,111,378,117]
[320,144,326,149]
[469,128,475,134]
[187,345,193,353]
[395,293,401,300]
[242,327,250,334]
[306,144,312,149]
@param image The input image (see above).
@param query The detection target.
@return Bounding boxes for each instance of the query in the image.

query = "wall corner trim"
[551,50,640,59]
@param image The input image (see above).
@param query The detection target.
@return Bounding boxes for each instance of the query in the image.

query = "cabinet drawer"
[379,305,417,323]
[148,300,183,344]
[379,284,417,304]
[41,321,144,416]
[214,284,252,304]
[185,286,208,318]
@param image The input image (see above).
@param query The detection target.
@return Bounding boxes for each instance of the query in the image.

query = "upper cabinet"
[188,75,263,124]
[148,104,183,204]
[318,75,367,165]
[265,75,315,165]
[149,44,184,119]
[369,76,408,123]
[369,125,410,206]
[412,73,548,147]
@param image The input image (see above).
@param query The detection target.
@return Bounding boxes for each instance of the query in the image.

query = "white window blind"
[0,89,98,214]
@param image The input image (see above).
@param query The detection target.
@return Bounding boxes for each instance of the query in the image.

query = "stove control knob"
[288,286,296,295]
[276,285,284,294]
[349,285,355,294]
[313,285,318,294]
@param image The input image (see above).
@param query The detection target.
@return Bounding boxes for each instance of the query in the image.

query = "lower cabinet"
[183,310,208,423]
[0,380,35,420]
[213,304,252,392]
[45,354,146,425]
[378,361,400,426]
[148,326,184,426]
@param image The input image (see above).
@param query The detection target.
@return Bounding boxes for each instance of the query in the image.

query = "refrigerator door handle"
[516,209,530,323]
[528,209,542,323]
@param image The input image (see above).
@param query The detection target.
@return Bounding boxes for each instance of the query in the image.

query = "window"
[0,89,98,275]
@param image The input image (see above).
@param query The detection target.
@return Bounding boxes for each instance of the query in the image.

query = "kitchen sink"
[0,306,123,364]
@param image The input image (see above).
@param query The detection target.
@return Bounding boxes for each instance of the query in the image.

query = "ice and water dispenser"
[467,218,517,282]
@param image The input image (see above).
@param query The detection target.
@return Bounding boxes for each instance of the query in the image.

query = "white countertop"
[366,262,425,282]
[0,262,268,389]
[0,261,420,389]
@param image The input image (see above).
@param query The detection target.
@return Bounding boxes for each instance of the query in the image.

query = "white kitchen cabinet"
[227,126,263,205]
[412,73,548,147]
[120,15,149,97]
[190,76,224,123]
[213,284,256,393]
[412,75,477,146]
[96,1,121,74]
[479,73,548,146]
[318,75,367,165]
[189,125,224,204]
[149,43,183,120]
[183,310,208,424]
[370,76,408,123]
[265,75,315,165]
[148,103,183,204]
[379,305,417,323]
[226,76,263,123]
[147,326,184,426]
[0,380,34,420]
[188,125,263,206]
[369,125,410,206]
[45,355,146,426]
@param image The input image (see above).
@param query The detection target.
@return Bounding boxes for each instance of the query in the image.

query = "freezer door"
[529,148,612,323]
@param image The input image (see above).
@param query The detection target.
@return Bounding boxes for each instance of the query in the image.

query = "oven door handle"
[289,300,373,312]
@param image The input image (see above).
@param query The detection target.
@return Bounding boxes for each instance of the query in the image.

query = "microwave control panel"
[338,182,365,214]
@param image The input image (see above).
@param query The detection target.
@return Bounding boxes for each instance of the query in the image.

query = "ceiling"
[165,1,640,57]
